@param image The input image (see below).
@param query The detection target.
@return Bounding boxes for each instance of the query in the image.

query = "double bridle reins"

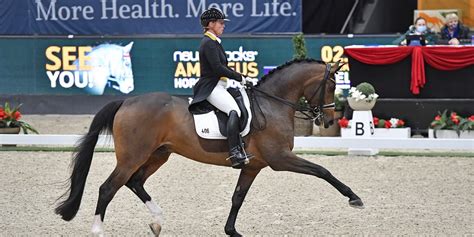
[247,63,336,129]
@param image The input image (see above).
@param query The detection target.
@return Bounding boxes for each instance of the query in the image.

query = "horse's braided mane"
[257,58,325,86]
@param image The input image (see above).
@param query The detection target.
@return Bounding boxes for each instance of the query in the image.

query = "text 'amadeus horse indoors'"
[55,59,364,236]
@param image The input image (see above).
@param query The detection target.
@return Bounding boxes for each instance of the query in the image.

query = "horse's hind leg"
[91,156,147,235]
[224,168,260,237]
[267,151,364,208]
[125,149,170,236]
[92,148,148,236]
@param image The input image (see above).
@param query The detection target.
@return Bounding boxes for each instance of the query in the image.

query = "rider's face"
[208,20,225,36]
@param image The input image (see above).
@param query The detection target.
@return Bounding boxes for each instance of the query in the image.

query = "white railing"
[1,134,473,151]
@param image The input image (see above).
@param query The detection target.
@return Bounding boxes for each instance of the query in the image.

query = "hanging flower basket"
[347,97,376,111]
[347,82,378,111]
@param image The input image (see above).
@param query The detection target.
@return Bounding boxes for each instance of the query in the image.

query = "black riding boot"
[227,110,250,169]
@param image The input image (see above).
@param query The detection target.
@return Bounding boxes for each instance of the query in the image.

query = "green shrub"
[292,33,307,60]
[356,82,375,96]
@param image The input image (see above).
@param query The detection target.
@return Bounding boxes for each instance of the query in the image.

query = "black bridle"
[247,63,336,129]
[296,63,335,123]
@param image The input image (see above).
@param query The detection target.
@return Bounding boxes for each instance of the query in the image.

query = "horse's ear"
[330,62,345,78]
[123,42,134,53]
[329,61,345,77]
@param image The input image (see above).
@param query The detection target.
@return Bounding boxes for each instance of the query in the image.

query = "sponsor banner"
[173,46,260,90]
[0,36,395,96]
[1,0,302,35]
[45,43,135,95]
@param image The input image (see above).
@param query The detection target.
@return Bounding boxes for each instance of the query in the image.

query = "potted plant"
[0,102,38,134]
[429,110,474,138]
[347,82,379,111]
[373,117,411,138]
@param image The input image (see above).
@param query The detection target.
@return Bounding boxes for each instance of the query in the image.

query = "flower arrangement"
[349,82,379,102]
[338,116,405,129]
[373,117,406,128]
[0,102,38,134]
[430,110,474,136]
[338,117,350,128]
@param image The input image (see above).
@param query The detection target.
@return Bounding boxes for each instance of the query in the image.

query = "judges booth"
[345,45,474,135]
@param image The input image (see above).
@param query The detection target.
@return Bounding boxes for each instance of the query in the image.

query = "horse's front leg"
[267,150,364,208]
[224,168,261,237]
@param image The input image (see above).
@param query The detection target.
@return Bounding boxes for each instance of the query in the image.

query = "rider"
[188,8,250,169]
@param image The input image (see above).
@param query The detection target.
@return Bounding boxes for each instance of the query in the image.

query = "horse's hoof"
[149,223,162,236]
[230,232,242,237]
[349,198,365,209]
[91,226,104,237]
[225,228,242,237]
[91,230,104,237]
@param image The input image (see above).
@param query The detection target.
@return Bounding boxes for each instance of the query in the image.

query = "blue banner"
[0,0,301,35]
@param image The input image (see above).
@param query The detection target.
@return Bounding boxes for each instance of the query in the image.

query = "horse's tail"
[55,100,124,221]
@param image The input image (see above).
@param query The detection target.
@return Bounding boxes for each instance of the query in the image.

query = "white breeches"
[207,80,241,117]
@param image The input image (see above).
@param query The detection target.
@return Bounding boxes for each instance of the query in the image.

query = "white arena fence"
[0,134,473,151]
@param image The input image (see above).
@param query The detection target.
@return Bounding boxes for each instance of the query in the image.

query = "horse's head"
[108,42,134,94]
[252,59,340,130]
[303,62,339,128]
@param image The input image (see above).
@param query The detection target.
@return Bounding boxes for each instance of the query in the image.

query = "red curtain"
[345,46,474,94]
[411,47,425,94]
[422,47,474,70]
[345,47,413,65]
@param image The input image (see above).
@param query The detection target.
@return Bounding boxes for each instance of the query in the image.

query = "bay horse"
[55,59,364,236]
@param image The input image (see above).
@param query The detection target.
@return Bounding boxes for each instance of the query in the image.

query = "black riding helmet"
[200,8,229,27]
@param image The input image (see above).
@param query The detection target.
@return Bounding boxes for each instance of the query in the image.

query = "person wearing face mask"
[188,8,251,169]
[438,13,470,45]
[393,17,437,45]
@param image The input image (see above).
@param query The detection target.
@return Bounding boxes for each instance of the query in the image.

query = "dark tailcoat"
[189,33,242,113]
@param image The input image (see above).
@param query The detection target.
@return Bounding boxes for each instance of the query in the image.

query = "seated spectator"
[393,17,437,46]
[438,13,470,45]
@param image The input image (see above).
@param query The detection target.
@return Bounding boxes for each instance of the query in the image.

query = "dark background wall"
[303,0,418,34]
[302,0,356,34]
[363,0,418,33]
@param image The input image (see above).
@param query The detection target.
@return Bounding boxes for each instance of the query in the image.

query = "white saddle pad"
[192,87,252,140]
